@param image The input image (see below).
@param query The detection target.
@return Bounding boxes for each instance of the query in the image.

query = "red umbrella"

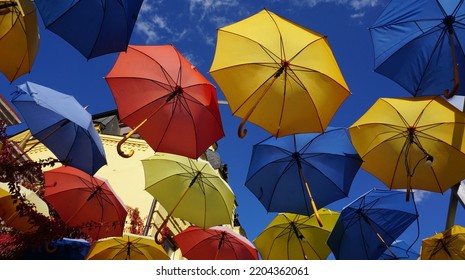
[173,225,259,260]
[105,44,224,159]
[44,166,128,240]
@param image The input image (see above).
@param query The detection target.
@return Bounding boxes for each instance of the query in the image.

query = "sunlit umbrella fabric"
[44,166,127,240]
[0,0,39,82]
[142,153,235,229]
[349,96,465,197]
[86,233,170,260]
[421,224,465,260]
[254,209,339,260]
[106,44,224,159]
[0,183,49,232]
[174,225,258,260]
[11,81,107,175]
[210,9,349,138]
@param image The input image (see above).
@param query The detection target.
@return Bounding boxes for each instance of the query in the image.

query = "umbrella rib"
[370,17,444,30]
[38,1,78,28]
[87,3,108,58]
[264,9,286,60]
[300,153,361,198]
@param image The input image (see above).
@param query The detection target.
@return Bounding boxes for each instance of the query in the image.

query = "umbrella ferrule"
[443,15,455,33]
[274,61,290,78]
[290,222,304,239]
[292,152,302,168]
[217,232,226,249]
[188,171,202,188]
[166,86,183,102]
[87,186,102,201]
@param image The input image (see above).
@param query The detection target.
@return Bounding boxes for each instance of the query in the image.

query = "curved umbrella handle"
[154,218,169,245]
[238,118,248,138]
[117,119,149,158]
[117,135,135,158]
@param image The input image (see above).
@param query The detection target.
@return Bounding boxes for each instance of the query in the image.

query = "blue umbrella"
[24,238,91,260]
[33,0,143,59]
[11,81,106,175]
[245,127,362,226]
[327,188,419,260]
[370,0,465,98]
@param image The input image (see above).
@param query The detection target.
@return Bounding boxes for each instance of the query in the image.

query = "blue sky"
[3,0,465,259]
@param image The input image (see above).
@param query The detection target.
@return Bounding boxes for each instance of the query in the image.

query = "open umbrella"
[173,225,258,260]
[105,44,224,159]
[370,0,465,98]
[43,166,128,241]
[253,209,339,260]
[420,224,465,260]
[327,189,419,260]
[33,0,143,59]
[11,81,106,175]
[348,96,465,200]
[0,0,39,82]
[245,127,362,225]
[209,9,350,138]
[0,183,49,233]
[24,238,91,260]
[142,153,235,243]
[86,233,170,260]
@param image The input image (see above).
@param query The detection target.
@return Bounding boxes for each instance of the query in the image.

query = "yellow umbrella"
[210,9,349,138]
[85,233,170,260]
[420,225,465,260]
[0,183,49,232]
[0,0,39,82]
[142,153,235,242]
[349,96,465,200]
[253,209,339,260]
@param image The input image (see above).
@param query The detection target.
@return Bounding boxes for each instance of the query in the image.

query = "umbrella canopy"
[245,127,362,225]
[173,225,258,260]
[11,81,107,175]
[106,44,224,159]
[86,233,170,260]
[349,96,465,200]
[327,189,419,260]
[0,183,49,232]
[210,9,350,138]
[43,166,128,241]
[33,0,143,59]
[24,238,91,260]
[420,224,465,260]
[142,153,235,234]
[253,209,339,260]
[379,240,419,260]
[370,0,465,98]
[0,0,39,82]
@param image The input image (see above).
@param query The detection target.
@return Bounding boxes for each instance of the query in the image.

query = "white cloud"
[291,0,383,10]
[411,190,429,203]
[351,12,365,18]
[135,21,159,44]
[188,0,240,14]
[134,0,189,44]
